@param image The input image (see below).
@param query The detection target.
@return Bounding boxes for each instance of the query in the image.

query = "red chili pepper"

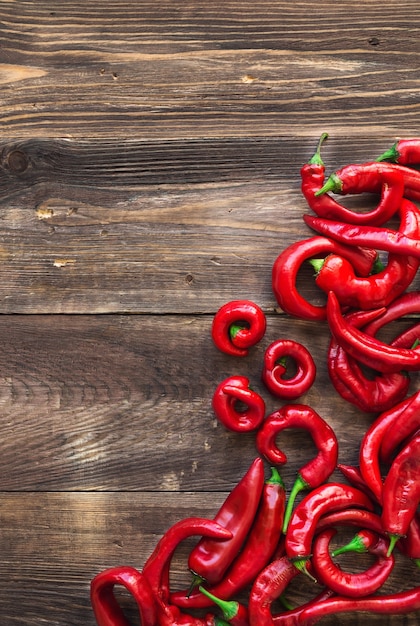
[261,339,316,399]
[90,566,158,626]
[336,464,380,504]
[312,527,395,598]
[331,528,384,557]
[256,404,338,534]
[315,159,420,204]
[379,389,420,464]
[248,556,300,626]
[326,290,420,374]
[377,138,420,165]
[171,467,285,610]
[300,134,404,226]
[271,236,378,321]
[285,483,374,579]
[271,587,335,626]
[359,395,415,503]
[303,210,420,259]
[211,376,265,433]
[381,430,420,556]
[187,457,265,587]
[300,585,420,623]
[198,587,249,626]
[398,513,420,564]
[211,300,266,357]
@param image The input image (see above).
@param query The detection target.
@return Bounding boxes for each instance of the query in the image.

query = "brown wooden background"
[1,1,420,624]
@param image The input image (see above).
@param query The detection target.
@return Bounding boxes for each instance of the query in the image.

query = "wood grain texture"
[1,1,420,624]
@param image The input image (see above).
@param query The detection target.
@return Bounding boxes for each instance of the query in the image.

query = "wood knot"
[2,149,29,174]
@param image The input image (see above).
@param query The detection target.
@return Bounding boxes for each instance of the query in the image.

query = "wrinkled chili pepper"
[188,457,265,587]
[303,210,420,260]
[327,307,410,413]
[271,235,378,320]
[300,585,420,623]
[211,300,266,357]
[198,587,249,626]
[381,430,420,556]
[90,566,158,626]
[359,394,418,503]
[261,339,316,399]
[377,138,420,165]
[326,290,420,374]
[171,467,285,610]
[285,482,374,579]
[212,376,265,433]
[256,405,338,533]
[248,555,300,626]
[300,133,405,225]
[312,527,395,598]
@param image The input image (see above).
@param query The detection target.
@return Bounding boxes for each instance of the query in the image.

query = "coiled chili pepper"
[271,236,378,321]
[187,457,265,587]
[377,138,420,165]
[256,404,338,533]
[171,467,285,609]
[212,376,265,433]
[261,339,316,399]
[285,483,374,579]
[326,290,420,374]
[312,527,395,598]
[381,430,420,556]
[211,300,266,357]
[90,566,158,626]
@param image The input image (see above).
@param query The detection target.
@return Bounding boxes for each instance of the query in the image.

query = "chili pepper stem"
[308,132,329,166]
[291,557,317,583]
[229,323,247,340]
[314,173,342,196]
[187,572,205,596]
[282,474,309,534]
[414,559,420,569]
[376,142,399,163]
[387,534,401,557]
[332,534,368,557]
[279,593,295,610]
[308,258,325,274]
[198,585,239,621]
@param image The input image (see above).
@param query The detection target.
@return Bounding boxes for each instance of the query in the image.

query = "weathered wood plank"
[0,1,419,138]
[1,136,419,314]
[0,492,419,626]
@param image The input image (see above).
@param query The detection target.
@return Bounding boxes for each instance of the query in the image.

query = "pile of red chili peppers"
[90,135,420,625]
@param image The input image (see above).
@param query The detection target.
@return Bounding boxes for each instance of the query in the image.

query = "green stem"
[308,258,326,275]
[332,533,368,557]
[308,132,329,166]
[198,586,239,621]
[291,557,317,583]
[187,572,205,596]
[386,533,400,557]
[370,254,385,275]
[278,594,295,610]
[282,474,309,534]
[414,558,420,569]
[267,466,285,487]
[314,172,343,196]
[229,323,247,340]
[376,142,399,163]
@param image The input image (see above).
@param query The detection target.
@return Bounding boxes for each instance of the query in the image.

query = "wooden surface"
[1,1,420,624]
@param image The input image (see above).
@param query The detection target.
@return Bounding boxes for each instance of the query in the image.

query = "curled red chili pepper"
[256,404,338,533]
[312,527,395,598]
[171,467,285,610]
[285,483,374,579]
[90,566,158,626]
[261,339,316,399]
[382,430,420,556]
[271,235,378,321]
[211,375,265,433]
[187,457,265,587]
[211,300,266,357]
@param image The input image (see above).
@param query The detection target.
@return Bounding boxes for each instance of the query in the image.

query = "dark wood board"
[1,1,420,624]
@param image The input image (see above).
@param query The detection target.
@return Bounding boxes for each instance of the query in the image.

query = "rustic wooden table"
[1,1,420,624]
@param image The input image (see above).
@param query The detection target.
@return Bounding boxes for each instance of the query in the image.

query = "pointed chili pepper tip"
[290,557,317,583]
[314,172,343,196]
[198,585,239,621]
[282,474,309,534]
[376,142,399,163]
[308,132,329,166]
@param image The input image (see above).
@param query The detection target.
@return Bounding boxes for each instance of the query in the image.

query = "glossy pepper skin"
[261,339,316,400]
[285,483,374,578]
[312,527,395,597]
[198,587,249,626]
[377,138,420,165]
[211,376,265,433]
[171,467,285,609]
[188,457,265,587]
[90,566,158,626]
[379,389,420,464]
[271,235,377,321]
[256,404,338,533]
[381,430,420,556]
[211,300,266,357]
